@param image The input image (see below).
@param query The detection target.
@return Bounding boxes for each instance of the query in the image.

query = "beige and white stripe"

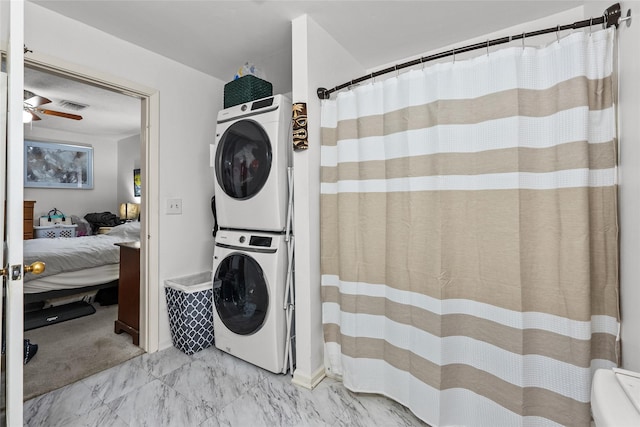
[321,28,618,427]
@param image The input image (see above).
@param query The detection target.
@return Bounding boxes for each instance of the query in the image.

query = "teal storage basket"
[224,75,273,108]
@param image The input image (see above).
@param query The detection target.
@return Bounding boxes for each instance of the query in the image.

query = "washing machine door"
[213,252,269,335]
[215,119,272,200]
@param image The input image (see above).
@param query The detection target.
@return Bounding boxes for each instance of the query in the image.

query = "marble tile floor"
[23,345,428,427]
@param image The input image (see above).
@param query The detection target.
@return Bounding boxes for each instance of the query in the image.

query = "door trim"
[22,51,160,353]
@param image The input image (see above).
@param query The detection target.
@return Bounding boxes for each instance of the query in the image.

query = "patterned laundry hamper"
[164,271,214,355]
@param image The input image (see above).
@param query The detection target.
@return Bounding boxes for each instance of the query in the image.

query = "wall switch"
[166,198,182,215]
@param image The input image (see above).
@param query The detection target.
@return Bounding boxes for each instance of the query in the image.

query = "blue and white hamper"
[164,271,214,355]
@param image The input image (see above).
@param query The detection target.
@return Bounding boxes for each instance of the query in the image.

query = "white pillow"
[106,221,140,240]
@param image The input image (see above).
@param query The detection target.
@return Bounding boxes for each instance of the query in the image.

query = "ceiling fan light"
[23,109,33,123]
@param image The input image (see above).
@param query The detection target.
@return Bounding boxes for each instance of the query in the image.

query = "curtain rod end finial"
[317,88,330,100]
[605,3,622,28]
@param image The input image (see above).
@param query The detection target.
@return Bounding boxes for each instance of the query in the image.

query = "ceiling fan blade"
[24,95,51,108]
[37,109,83,121]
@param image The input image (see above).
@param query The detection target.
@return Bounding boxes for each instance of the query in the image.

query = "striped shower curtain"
[320,28,618,427]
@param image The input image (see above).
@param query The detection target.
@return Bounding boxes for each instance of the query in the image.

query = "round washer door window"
[213,253,269,335]
[215,120,272,200]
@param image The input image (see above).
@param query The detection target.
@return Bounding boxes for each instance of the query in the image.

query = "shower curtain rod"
[317,2,630,100]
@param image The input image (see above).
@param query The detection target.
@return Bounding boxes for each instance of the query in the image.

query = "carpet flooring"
[23,303,144,401]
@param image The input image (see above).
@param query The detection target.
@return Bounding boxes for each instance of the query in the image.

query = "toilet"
[592,368,640,426]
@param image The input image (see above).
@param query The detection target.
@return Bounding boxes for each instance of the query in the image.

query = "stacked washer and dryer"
[211,95,294,374]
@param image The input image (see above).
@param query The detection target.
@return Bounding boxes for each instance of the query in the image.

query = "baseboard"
[158,339,174,353]
[292,364,326,389]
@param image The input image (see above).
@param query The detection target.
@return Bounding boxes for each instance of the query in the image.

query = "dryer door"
[215,119,272,200]
[213,252,269,335]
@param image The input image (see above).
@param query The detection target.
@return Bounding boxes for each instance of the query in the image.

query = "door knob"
[24,261,46,275]
[0,261,45,280]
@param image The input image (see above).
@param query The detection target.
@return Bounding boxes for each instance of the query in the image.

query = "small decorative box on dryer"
[224,75,273,108]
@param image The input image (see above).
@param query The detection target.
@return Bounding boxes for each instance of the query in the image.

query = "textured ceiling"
[24,66,141,139]
[25,1,585,137]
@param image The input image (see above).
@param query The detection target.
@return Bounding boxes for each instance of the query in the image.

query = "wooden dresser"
[24,200,36,240]
[114,241,140,345]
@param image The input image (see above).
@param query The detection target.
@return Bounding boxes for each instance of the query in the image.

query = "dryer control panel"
[217,94,288,124]
[215,229,280,252]
[249,235,272,247]
[251,97,274,110]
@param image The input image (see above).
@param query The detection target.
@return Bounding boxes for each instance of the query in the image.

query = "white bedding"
[23,221,140,286]
[23,264,119,293]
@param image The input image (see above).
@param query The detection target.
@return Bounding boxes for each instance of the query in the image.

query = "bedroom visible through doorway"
[19,61,153,399]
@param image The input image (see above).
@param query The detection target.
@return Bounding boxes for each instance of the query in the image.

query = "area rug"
[23,303,144,401]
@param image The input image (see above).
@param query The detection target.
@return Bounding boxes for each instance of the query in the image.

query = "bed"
[22,221,140,328]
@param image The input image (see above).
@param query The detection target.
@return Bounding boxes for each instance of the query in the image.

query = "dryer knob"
[239,236,246,243]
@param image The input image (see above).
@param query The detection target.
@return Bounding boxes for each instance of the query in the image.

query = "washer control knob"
[239,236,246,243]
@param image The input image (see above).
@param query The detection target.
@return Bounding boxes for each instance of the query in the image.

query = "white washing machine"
[212,229,288,374]
[213,94,291,232]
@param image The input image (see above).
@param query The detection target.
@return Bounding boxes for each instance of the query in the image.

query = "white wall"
[24,126,119,219]
[291,14,365,388]
[24,2,223,350]
[117,133,141,207]
[258,45,293,97]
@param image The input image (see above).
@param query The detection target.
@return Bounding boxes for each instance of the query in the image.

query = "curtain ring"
[556,25,560,43]
[395,65,399,77]
[420,57,425,70]
[452,48,456,63]
[589,17,593,36]
[370,72,374,85]
[522,32,525,50]
[486,39,490,56]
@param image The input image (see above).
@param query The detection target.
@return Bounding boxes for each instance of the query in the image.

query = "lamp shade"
[119,203,140,220]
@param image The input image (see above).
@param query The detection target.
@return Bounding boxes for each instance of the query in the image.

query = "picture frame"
[24,140,94,189]
[134,168,141,197]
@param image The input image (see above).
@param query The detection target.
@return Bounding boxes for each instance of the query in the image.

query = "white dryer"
[212,229,288,374]
[213,95,291,232]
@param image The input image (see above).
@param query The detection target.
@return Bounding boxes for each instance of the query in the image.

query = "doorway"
[20,56,160,398]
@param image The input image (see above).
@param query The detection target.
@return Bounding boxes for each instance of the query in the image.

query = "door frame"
[22,51,160,353]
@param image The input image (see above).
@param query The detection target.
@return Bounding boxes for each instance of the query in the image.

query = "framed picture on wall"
[24,140,94,189]
[134,168,141,197]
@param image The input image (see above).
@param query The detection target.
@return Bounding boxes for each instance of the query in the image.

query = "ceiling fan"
[23,90,83,122]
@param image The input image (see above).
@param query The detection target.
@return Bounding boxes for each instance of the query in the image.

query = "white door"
[3,1,27,425]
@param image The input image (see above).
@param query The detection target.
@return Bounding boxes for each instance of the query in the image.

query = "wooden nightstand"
[114,241,140,345]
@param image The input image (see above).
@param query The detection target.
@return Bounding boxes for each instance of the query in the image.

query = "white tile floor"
[23,345,428,426]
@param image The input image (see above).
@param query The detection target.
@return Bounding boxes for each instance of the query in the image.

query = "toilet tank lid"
[614,368,640,413]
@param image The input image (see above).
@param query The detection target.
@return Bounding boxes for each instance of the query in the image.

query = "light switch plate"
[166,198,182,215]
